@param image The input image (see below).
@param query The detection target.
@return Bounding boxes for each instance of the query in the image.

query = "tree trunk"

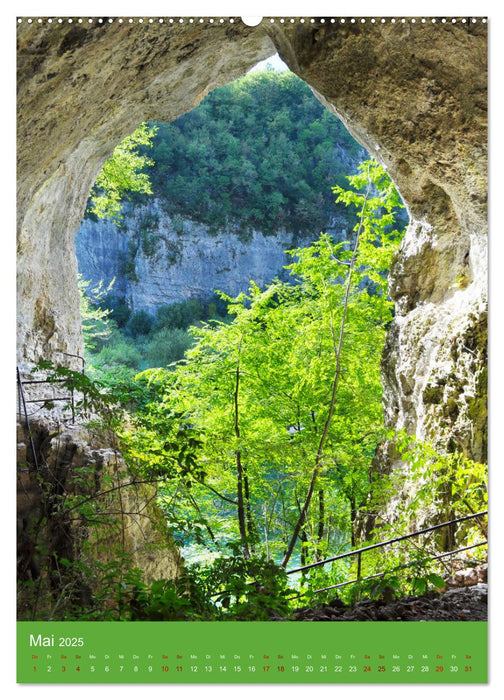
[349,494,357,549]
[281,177,372,569]
[234,341,250,559]
[316,488,325,561]
[244,471,257,553]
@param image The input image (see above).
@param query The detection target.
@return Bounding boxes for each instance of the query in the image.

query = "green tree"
[121,160,405,569]
[145,328,194,367]
[280,160,403,566]
[88,122,157,221]
[78,275,114,353]
[127,309,154,338]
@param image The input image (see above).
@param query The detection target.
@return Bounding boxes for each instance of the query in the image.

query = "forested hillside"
[78,68,367,376]
[123,68,363,235]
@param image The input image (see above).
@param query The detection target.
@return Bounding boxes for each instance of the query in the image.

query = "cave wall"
[17,418,183,618]
[17,17,487,461]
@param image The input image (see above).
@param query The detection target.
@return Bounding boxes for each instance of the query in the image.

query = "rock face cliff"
[76,200,351,313]
[17,19,487,527]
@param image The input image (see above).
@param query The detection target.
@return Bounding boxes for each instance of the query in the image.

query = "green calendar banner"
[17,621,487,684]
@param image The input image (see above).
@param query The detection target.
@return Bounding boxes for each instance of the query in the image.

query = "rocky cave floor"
[278,584,488,622]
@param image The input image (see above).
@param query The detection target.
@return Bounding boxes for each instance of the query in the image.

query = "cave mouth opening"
[73,56,409,568]
[75,54,407,377]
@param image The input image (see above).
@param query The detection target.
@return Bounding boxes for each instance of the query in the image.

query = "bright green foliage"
[126,309,154,338]
[376,431,487,540]
[121,160,406,569]
[125,569,215,621]
[84,297,229,376]
[78,275,114,352]
[190,552,295,620]
[145,327,194,368]
[92,337,143,369]
[33,359,116,425]
[88,122,157,221]
[32,153,487,618]
[313,432,489,604]
[153,299,204,331]
[79,278,148,378]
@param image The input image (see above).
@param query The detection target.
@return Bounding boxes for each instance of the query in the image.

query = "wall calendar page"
[15,8,488,688]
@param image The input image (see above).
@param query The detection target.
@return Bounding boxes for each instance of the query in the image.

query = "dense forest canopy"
[87,68,363,235]
[82,69,369,376]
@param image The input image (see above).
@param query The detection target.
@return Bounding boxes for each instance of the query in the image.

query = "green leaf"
[427,573,445,589]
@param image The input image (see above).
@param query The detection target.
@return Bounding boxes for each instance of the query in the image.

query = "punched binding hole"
[241,17,263,27]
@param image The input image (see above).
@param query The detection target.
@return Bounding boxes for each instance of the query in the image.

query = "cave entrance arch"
[75,56,374,344]
[17,18,487,461]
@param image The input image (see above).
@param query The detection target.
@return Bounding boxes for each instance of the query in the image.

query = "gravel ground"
[280,584,488,621]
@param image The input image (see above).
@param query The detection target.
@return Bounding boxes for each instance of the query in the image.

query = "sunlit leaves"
[78,275,114,352]
[119,160,406,565]
[88,122,157,221]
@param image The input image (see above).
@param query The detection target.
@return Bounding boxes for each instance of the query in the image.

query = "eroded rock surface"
[269,21,488,463]
[76,201,356,313]
[17,416,182,618]
[17,20,275,368]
